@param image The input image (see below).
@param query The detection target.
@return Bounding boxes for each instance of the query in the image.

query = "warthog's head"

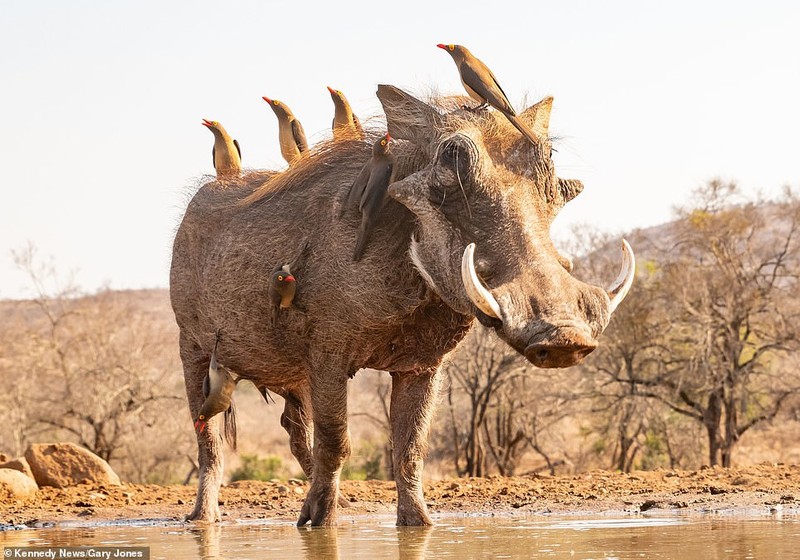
[377,86,634,368]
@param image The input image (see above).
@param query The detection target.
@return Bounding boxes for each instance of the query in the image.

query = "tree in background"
[658,181,800,466]
[0,245,190,482]
[439,326,576,477]
[578,181,800,468]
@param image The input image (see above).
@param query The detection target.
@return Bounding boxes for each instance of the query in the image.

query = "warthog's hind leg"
[280,389,314,478]
[180,332,224,522]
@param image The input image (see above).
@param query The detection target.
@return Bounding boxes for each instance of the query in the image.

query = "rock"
[24,443,121,488]
[0,468,38,502]
[0,457,35,480]
[0,453,8,463]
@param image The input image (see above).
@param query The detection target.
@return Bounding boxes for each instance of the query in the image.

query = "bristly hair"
[239,91,549,208]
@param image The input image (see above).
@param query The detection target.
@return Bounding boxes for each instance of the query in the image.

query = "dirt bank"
[2,463,798,527]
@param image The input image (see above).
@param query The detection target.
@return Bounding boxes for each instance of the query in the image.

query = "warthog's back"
[170,141,468,387]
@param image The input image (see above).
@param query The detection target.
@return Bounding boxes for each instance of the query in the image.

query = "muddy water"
[2,514,799,559]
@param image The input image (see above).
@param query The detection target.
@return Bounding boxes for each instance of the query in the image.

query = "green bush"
[341,442,385,481]
[230,454,283,482]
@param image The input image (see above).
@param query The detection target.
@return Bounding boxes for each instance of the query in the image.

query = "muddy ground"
[2,463,798,527]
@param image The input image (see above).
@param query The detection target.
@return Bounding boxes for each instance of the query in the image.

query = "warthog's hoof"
[396,501,433,526]
[297,482,338,526]
[185,502,221,523]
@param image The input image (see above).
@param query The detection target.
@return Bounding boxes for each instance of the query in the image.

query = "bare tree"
[655,182,800,466]
[440,327,528,476]
[439,326,579,477]
[349,370,394,479]
[579,181,800,468]
[0,246,190,480]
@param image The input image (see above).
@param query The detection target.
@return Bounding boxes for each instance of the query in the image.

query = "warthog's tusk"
[461,243,502,320]
[606,239,635,314]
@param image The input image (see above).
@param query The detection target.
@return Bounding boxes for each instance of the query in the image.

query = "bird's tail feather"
[353,229,369,261]
[223,398,237,450]
[504,113,539,145]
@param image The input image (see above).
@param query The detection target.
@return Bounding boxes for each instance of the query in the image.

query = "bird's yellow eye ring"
[337,90,343,95]
[198,415,205,420]
[380,140,386,146]
[277,275,283,281]
[273,100,279,105]
[449,44,455,51]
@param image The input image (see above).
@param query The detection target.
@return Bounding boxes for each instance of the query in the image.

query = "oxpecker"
[262,97,308,166]
[349,133,395,261]
[436,43,538,144]
[327,86,363,141]
[201,119,242,179]
[269,265,297,326]
[194,332,237,434]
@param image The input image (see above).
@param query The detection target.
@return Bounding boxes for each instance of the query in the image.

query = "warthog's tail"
[223,398,237,451]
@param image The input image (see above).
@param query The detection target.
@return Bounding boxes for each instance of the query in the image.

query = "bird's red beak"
[327,86,336,94]
[201,119,213,127]
[194,419,207,433]
[285,275,296,282]
[436,44,447,50]
[385,133,392,142]
[262,96,271,103]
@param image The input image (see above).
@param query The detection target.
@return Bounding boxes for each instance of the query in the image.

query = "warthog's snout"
[523,326,598,368]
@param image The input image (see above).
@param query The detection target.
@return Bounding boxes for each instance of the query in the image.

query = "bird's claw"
[461,103,489,113]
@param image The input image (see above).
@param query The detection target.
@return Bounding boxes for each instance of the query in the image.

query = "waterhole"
[2,514,798,559]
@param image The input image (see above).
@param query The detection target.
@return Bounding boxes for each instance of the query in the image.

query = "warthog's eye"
[437,138,473,184]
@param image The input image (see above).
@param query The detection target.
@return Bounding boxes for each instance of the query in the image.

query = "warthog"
[169,85,634,526]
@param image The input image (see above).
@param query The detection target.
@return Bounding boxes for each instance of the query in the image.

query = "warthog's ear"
[377,85,442,153]
[519,96,553,141]
[559,178,584,203]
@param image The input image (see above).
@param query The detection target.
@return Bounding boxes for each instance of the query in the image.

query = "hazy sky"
[1,1,798,299]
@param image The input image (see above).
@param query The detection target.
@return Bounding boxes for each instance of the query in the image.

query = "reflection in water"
[396,526,432,560]
[298,526,339,560]
[2,516,799,559]
[190,522,222,560]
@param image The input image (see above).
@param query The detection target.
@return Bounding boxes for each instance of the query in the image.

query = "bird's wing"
[211,146,216,169]
[359,160,393,214]
[268,284,282,306]
[459,61,515,115]
[219,367,237,402]
[353,161,393,261]
[352,113,363,134]
[292,119,308,152]
[233,139,241,160]
[345,161,372,210]
[202,371,210,398]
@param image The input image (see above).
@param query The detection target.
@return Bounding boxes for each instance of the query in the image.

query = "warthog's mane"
[240,92,537,207]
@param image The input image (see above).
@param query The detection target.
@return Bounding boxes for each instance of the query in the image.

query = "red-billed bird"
[348,133,395,261]
[269,265,297,326]
[436,43,538,144]
[262,97,308,166]
[201,119,241,179]
[194,333,236,434]
[327,86,363,141]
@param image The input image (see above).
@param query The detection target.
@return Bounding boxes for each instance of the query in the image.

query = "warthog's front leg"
[390,367,442,526]
[180,334,223,522]
[297,363,351,526]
